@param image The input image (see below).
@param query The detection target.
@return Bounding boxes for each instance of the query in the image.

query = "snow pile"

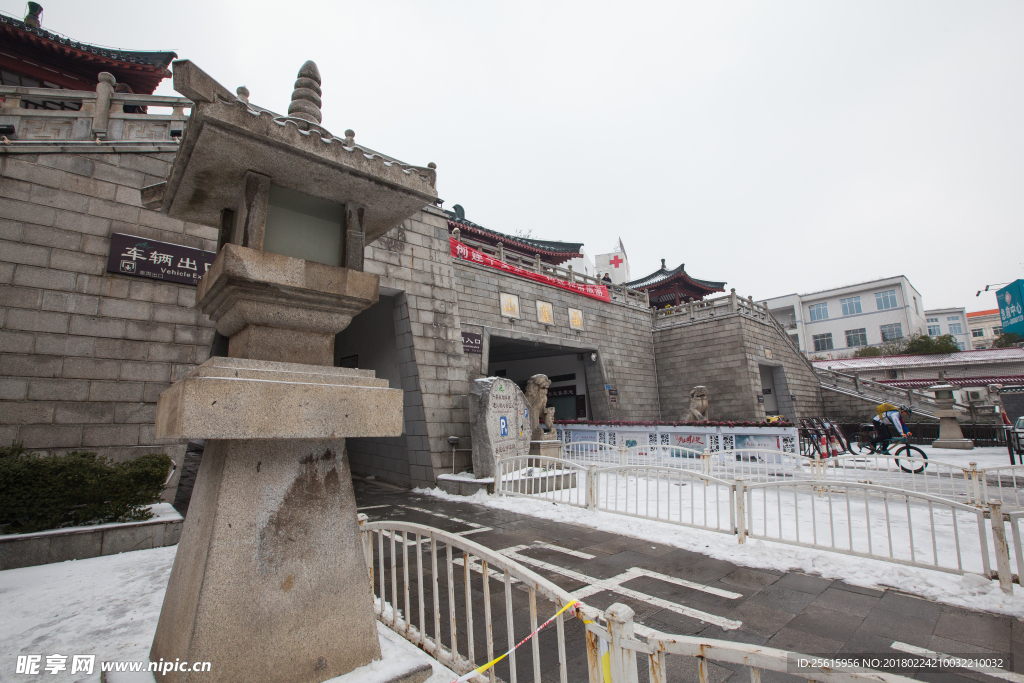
[416,486,1024,617]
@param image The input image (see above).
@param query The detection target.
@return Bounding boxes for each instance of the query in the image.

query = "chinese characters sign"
[568,308,585,330]
[997,280,1024,337]
[462,331,482,354]
[536,300,554,324]
[500,292,521,319]
[451,238,611,303]
[106,233,216,286]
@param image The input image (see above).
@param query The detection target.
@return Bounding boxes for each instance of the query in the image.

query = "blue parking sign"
[499,416,508,437]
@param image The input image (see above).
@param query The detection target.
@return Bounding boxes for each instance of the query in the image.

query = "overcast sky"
[16,1,1023,313]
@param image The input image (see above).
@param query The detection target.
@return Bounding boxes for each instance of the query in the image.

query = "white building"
[967,309,1003,349]
[760,276,928,357]
[923,306,972,351]
[563,249,597,279]
[593,238,631,285]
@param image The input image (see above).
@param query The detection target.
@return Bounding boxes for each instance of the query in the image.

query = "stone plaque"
[568,307,585,330]
[500,292,521,319]
[536,300,554,324]
[469,377,531,479]
[107,233,217,286]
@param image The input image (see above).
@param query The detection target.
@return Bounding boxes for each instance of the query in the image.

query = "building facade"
[923,306,972,351]
[968,309,1003,349]
[761,276,928,357]
[0,10,830,494]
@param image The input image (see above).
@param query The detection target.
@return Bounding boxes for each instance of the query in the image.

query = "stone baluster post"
[535,252,541,272]
[497,242,504,262]
[729,288,737,312]
[567,264,574,282]
[92,72,115,140]
[452,227,460,242]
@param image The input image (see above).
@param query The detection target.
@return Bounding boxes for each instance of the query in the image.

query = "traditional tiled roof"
[625,262,726,294]
[812,348,1024,371]
[444,210,583,264]
[879,376,1024,389]
[967,309,1000,318]
[0,12,176,94]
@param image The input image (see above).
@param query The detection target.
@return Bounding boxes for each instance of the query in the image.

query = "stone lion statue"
[543,406,556,433]
[683,386,709,422]
[525,374,552,439]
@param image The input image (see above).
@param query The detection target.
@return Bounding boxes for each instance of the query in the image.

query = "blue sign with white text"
[997,280,1024,337]
[499,416,508,437]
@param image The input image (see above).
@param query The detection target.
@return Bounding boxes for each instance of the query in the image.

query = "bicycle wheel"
[894,445,928,473]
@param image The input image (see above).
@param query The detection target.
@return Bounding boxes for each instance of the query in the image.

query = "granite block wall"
[654,313,823,422]
[0,150,218,499]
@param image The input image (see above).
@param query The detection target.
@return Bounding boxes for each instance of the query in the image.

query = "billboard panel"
[997,280,1024,337]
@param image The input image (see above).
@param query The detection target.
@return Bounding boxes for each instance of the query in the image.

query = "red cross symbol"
[609,255,624,268]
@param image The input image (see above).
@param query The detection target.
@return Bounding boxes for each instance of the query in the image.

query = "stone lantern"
[145,61,437,682]
[929,383,974,450]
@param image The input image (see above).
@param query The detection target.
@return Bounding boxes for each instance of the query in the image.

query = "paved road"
[355,479,1022,683]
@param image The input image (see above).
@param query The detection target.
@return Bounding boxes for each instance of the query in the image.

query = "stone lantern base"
[150,358,403,683]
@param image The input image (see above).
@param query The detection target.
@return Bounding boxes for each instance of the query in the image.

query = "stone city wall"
[0,149,218,499]
[654,312,823,422]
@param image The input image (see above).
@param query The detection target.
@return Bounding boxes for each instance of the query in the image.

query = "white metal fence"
[496,451,1024,592]
[739,480,992,576]
[359,517,926,683]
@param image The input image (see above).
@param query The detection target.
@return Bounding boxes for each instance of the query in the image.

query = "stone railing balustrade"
[455,233,651,309]
[0,78,191,143]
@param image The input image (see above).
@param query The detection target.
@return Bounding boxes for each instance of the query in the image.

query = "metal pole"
[990,500,1014,594]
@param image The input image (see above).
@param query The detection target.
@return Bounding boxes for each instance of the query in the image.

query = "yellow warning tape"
[451,600,580,683]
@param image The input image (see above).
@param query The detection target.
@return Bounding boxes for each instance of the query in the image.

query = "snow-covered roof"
[878,375,1024,389]
[812,348,1024,371]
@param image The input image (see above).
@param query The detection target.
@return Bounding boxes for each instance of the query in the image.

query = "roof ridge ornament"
[288,60,322,124]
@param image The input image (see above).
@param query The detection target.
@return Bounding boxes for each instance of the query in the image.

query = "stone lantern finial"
[288,60,322,124]
[236,85,250,104]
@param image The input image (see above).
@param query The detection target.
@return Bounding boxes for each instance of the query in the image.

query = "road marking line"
[891,641,1024,683]
[529,541,596,560]
[357,505,391,511]
[501,545,742,631]
[518,544,740,599]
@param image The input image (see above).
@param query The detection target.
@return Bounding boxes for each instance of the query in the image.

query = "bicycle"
[875,435,928,473]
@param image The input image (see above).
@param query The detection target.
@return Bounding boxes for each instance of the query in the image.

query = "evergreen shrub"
[0,445,172,534]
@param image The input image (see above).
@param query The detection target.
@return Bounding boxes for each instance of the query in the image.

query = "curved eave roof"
[0,13,175,93]
[625,264,726,293]
[446,213,583,261]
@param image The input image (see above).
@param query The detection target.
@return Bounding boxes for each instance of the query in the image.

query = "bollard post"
[735,478,747,543]
[990,501,1014,594]
[968,462,981,505]
[357,513,373,592]
[587,465,598,511]
[606,603,640,683]
[619,445,627,467]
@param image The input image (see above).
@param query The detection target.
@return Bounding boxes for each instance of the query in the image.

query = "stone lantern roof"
[144,60,438,245]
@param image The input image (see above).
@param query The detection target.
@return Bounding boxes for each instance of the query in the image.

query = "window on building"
[957,342,966,351]
[928,324,941,336]
[880,323,903,342]
[808,302,828,322]
[875,290,898,310]
[840,296,862,316]
[813,333,834,352]
[948,322,963,335]
[927,317,938,323]
[995,326,1003,336]
[972,328,985,338]
[845,328,868,347]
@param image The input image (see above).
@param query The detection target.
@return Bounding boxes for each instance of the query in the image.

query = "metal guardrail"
[359,517,928,682]
[500,448,1024,592]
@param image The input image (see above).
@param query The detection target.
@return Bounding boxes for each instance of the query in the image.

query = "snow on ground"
[0,546,174,682]
[0,548,456,683]
[416,486,1024,619]
[912,445,1017,469]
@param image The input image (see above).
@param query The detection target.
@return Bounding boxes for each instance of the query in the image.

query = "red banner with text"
[450,238,611,303]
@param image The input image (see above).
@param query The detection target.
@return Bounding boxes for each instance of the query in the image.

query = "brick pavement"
[354,479,1023,683]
